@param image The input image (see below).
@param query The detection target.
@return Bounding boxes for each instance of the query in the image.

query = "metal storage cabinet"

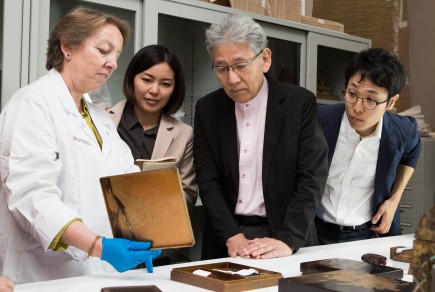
[1,0,371,112]
[400,137,435,234]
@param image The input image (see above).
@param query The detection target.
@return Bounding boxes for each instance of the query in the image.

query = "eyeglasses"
[211,49,263,76]
[342,90,389,110]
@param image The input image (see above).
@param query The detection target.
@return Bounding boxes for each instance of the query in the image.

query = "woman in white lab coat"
[0,6,160,284]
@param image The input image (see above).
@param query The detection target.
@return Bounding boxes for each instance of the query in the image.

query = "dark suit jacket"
[318,103,422,236]
[193,76,329,260]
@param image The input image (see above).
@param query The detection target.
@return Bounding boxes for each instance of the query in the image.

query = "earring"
[65,53,71,60]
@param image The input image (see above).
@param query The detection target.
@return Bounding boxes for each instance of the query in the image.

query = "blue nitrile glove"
[101,237,162,273]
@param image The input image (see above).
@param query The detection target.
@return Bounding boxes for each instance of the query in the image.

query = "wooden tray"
[300,258,404,279]
[171,262,282,292]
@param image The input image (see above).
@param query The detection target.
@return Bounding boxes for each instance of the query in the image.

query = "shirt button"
[245,104,249,107]
[242,174,246,179]
[238,199,243,203]
[246,123,250,127]
[243,149,247,153]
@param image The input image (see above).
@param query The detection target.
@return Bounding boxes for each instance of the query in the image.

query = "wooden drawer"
[401,182,422,201]
[399,200,422,220]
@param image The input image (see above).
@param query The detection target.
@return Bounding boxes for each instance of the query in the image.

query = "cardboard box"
[312,0,410,112]
[301,15,344,32]
[201,0,301,23]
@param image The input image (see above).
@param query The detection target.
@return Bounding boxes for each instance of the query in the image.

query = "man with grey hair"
[193,14,328,260]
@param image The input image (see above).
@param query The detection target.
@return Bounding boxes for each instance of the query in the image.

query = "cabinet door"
[306,32,370,104]
[146,0,304,126]
[25,0,142,106]
[1,0,25,109]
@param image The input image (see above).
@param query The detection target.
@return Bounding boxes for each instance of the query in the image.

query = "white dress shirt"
[320,113,383,226]
[234,77,268,216]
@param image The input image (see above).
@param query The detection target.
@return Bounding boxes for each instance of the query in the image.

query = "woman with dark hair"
[109,45,198,211]
[0,6,160,284]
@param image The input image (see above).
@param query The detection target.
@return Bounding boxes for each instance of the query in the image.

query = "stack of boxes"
[312,0,410,112]
[300,15,344,33]
[200,0,301,23]
[200,0,345,33]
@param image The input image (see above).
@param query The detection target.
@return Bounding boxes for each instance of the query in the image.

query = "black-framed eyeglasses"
[342,90,389,110]
[211,49,264,76]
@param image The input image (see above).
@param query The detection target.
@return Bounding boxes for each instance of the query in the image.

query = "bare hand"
[371,199,398,234]
[0,276,14,292]
[226,233,251,258]
[242,237,293,259]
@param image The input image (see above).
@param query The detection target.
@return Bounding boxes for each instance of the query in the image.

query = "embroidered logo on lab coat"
[73,136,91,145]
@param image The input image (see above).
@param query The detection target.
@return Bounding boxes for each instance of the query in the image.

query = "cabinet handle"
[404,186,412,191]
[400,223,412,227]
[400,204,412,209]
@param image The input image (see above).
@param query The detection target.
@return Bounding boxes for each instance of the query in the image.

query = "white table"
[15,234,415,292]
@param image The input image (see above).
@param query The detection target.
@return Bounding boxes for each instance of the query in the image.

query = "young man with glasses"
[315,48,422,244]
[193,14,328,260]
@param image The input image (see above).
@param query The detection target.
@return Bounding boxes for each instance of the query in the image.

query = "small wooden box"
[300,258,404,280]
[171,262,282,292]
[301,15,344,32]
[100,168,194,249]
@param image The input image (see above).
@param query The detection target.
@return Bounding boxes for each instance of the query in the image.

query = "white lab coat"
[0,69,139,284]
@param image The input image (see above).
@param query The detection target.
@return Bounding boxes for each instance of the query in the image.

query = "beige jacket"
[108,100,198,208]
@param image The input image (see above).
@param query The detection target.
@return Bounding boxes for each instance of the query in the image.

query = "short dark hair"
[46,6,131,71]
[344,47,405,98]
[123,45,185,115]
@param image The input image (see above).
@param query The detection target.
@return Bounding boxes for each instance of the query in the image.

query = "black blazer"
[193,76,329,259]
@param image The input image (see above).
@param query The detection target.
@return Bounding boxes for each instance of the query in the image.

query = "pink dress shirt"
[234,77,268,216]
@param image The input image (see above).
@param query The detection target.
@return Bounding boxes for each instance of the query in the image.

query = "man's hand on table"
[226,233,252,258]
[242,237,293,259]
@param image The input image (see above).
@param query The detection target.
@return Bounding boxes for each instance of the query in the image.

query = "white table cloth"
[15,234,415,292]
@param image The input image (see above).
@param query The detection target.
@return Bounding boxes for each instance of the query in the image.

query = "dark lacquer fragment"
[361,253,387,265]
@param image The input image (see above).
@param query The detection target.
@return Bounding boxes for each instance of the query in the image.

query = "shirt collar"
[123,102,142,130]
[81,98,90,118]
[236,76,268,110]
[343,113,383,142]
[144,126,159,136]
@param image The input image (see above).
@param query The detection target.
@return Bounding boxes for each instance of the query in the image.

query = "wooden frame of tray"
[171,262,282,292]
